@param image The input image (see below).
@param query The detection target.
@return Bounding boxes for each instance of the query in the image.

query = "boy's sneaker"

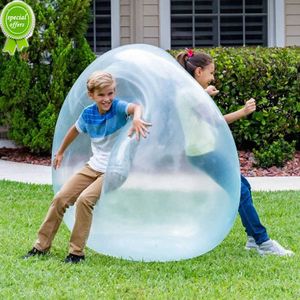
[257,239,294,257]
[245,236,258,250]
[23,247,46,259]
[64,253,85,264]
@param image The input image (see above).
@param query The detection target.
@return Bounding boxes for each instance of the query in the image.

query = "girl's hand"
[53,153,63,169]
[128,119,152,141]
[243,98,256,116]
[205,85,219,96]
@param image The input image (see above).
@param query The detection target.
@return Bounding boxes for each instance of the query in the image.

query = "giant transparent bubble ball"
[52,44,240,262]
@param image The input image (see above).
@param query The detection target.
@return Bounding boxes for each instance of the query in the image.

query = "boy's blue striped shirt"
[76,99,129,139]
[75,98,130,172]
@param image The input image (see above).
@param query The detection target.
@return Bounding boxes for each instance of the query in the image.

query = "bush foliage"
[0,0,95,153]
[170,47,300,167]
[0,4,299,168]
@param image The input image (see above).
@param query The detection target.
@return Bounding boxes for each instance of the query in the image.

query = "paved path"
[0,159,299,191]
[1,138,299,191]
[0,160,52,185]
[247,176,300,192]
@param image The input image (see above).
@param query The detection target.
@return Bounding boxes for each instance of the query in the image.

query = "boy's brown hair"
[87,71,116,93]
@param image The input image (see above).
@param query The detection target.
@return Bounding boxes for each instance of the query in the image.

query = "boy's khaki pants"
[34,165,104,256]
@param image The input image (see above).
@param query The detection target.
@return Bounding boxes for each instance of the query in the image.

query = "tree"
[0,0,95,153]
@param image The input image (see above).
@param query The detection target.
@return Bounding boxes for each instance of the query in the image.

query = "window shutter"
[86,0,111,53]
[171,0,267,48]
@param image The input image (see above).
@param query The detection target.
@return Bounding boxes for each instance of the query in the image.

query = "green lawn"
[0,180,299,299]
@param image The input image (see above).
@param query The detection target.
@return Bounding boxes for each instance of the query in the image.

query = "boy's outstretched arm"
[53,125,79,169]
[127,104,152,140]
[224,98,256,124]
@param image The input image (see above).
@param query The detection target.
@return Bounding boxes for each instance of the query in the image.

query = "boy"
[23,71,151,263]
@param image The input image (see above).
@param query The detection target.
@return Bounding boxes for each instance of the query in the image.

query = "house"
[87,0,300,54]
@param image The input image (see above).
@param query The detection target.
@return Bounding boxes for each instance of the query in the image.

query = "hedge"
[170,47,300,167]
[0,3,299,168]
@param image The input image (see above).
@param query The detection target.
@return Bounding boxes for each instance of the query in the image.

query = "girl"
[177,49,294,256]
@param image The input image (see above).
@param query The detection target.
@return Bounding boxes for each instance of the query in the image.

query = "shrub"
[253,137,296,168]
[170,47,300,167]
[0,0,95,153]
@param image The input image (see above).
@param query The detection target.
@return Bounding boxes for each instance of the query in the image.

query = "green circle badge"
[0,0,35,55]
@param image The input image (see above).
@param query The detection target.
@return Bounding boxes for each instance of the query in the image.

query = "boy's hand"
[243,98,256,116]
[205,85,219,96]
[53,153,63,169]
[128,119,152,141]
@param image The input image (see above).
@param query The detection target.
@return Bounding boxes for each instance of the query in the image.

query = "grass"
[0,180,299,299]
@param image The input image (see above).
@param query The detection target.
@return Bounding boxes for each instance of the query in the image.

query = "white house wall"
[120,0,130,45]
[118,0,300,48]
[120,0,159,46]
[286,0,300,46]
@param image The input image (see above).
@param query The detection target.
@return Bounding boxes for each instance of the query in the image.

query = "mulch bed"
[0,147,299,177]
[239,150,300,177]
[0,147,51,166]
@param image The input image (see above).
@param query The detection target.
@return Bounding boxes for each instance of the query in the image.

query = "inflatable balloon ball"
[52,44,240,262]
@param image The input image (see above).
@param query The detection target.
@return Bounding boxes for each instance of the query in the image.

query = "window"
[86,0,111,53]
[171,0,268,48]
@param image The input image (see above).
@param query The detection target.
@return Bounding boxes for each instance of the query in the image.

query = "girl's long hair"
[176,51,213,77]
